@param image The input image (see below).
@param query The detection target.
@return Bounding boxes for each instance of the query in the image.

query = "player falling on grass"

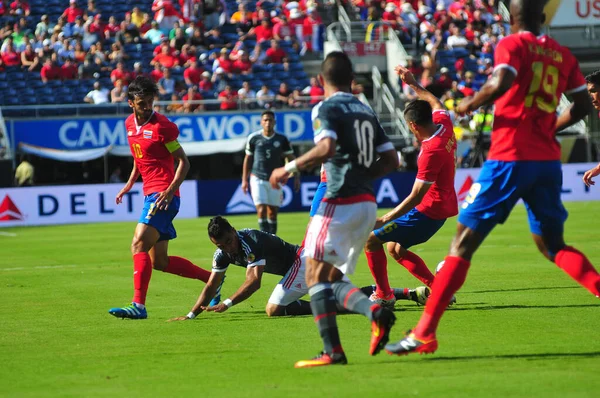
[108,76,216,319]
[364,65,458,309]
[270,51,400,367]
[386,0,600,356]
[168,216,429,321]
[242,110,300,235]
[582,70,600,186]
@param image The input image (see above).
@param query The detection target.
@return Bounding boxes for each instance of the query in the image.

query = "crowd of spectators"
[0,0,326,109]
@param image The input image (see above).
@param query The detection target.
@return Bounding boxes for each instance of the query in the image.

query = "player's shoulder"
[247,130,262,142]
[274,132,290,142]
[125,113,136,127]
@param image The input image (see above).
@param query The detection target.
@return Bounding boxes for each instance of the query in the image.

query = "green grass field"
[1,202,600,397]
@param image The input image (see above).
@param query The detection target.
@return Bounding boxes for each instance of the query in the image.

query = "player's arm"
[116,161,140,204]
[375,180,432,228]
[457,67,516,114]
[282,139,301,191]
[556,90,592,132]
[204,265,265,313]
[270,137,335,188]
[242,137,254,194]
[394,64,444,110]
[156,143,190,210]
[170,271,226,320]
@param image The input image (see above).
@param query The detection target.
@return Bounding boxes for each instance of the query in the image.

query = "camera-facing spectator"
[61,57,78,80]
[84,81,110,104]
[182,85,203,112]
[150,62,164,82]
[62,0,84,24]
[40,58,61,83]
[184,59,203,87]
[256,84,275,109]
[238,81,256,109]
[302,76,323,105]
[253,18,273,43]
[110,61,131,85]
[199,70,213,93]
[275,82,292,108]
[218,85,238,110]
[151,43,180,69]
[266,40,286,64]
[157,67,176,99]
[233,50,252,74]
[111,78,128,103]
[143,21,165,44]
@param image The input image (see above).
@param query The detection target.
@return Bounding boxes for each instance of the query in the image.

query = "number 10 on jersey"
[354,120,374,167]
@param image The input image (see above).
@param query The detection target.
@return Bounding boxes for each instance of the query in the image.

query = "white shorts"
[250,174,282,207]
[268,248,350,306]
[305,200,377,275]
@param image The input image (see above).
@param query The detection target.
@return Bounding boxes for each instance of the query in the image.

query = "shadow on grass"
[424,351,600,362]
[467,286,580,294]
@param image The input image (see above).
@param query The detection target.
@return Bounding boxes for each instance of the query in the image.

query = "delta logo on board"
[0,195,24,222]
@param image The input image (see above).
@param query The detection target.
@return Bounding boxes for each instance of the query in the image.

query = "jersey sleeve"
[281,136,294,156]
[312,101,338,144]
[374,117,394,153]
[564,50,588,95]
[432,109,451,125]
[245,134,255,155]
[211,250,230,273]
[243,230,267,268]
[162,121,181,153]
[416,149,442,185]
[493,36,522,77]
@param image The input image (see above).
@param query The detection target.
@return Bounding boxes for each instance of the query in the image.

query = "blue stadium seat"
[452,48,470,58]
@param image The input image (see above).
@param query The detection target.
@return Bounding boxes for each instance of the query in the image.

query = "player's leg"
[266,205,279,235]
[149,240,211,282]
[525,161,600,297]
[388,243,435,287]
[256,205,268,232]
[360,285,429,304]
[364,231,394,303]
[266,251,312,316]
[250,175,269,232]
[386,161,523,354]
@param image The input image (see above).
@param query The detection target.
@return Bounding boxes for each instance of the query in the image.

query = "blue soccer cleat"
[108,303,147,319]
[209,275,227,307]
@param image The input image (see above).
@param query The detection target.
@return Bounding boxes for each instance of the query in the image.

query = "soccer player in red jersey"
[582,70,600,186]
[364,65,457,308]
[108,76,213,319]
[387,0,600,355]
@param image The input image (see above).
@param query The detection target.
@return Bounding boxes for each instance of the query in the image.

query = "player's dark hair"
[261,110,275,119]
[403,100,433,126]
[512,0,547,31]
[586,70,600,86]
[321,51,353,88]
[208,216,234,240]
[127,76,159,100]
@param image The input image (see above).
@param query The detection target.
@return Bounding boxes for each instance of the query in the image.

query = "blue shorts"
[309,181,327,217]
[138,193,180,241]
[373,208,446,249]
[459,160,568,241]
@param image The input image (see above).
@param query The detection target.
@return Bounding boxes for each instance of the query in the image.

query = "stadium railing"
[372,66,411,143]
[0,108,12,161]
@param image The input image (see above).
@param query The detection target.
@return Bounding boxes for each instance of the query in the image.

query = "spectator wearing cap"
[85,0,99,18]
[35,15,52,37]
[149,63,164,82]
[144,21,165,44]
[158,68,176,100]
[213,47,233,74]
[111,61,131,86]
[302,77,324,105]
[458,71,475,97]
[63,0,84,24]
[211,67,227,91]
[131,61,145,79]
[183,59,203,87]
[71,15,86,38]
[152,44,180,69]
[9,0,30,17]
[199,71,213,93]
[183,85,203,112]
[288,7,305,43]
[233,51,252,75]
[256,84,275,109]
[238,81,256,109]
[253,18,274,43]
[218,85,238,110]
[265,39,286,64]
[84,81,110,104]
[152,0,182,33]
[205,28,225,50]
[61,58,78,80]
[437,67,453,91]
[111,79,128,103]
[273,16,292,41]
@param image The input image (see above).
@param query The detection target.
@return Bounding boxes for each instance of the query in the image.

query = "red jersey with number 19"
[415,110,458,220]
[489,32,587,161]
[125,112,181,197]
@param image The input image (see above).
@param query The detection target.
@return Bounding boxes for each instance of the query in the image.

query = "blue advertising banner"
[196,172,417,217]
[12,110,313,150]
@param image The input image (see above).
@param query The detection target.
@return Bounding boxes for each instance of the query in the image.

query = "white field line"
[0,231,17,237]
[0,264,77,272]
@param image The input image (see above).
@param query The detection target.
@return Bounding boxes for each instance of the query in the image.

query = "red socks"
[132,252,153,305]
[365,248,392,296]
[396,250,435,287]
[165,256,211,282]
[414,255,471,340]
[555,246,600,297]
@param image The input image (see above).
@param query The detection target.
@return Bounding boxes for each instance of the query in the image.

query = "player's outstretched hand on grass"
[202,303,229,313]
[168,316,192,322]
[394,65,418,87]
[155,190,174,210]
[269,167,289,189]
[583,165,600,187]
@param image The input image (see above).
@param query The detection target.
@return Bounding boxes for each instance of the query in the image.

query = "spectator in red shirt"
[110,62,131,85]
[103,15,120,40]
[153,39,174,56]
[178,44,196,67]
[1,42,20,66]
[131,61,145,79]
[182,85,204,112]
[183,59,203,87]
[214,48,234,74]
[149,63,164,82]
[233,51,252,75]
[199,71,213,93]
[152,0,182,32]
[40,58,61,83]
[10,0,30,17]
[218,85,238,110]
[61,58,78,79]
[253,18,274,43]
[62,0,84,23]
[151,45,180,69]
[265,40,286,64]
[302,77,324,105]
[273,16,292,41]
